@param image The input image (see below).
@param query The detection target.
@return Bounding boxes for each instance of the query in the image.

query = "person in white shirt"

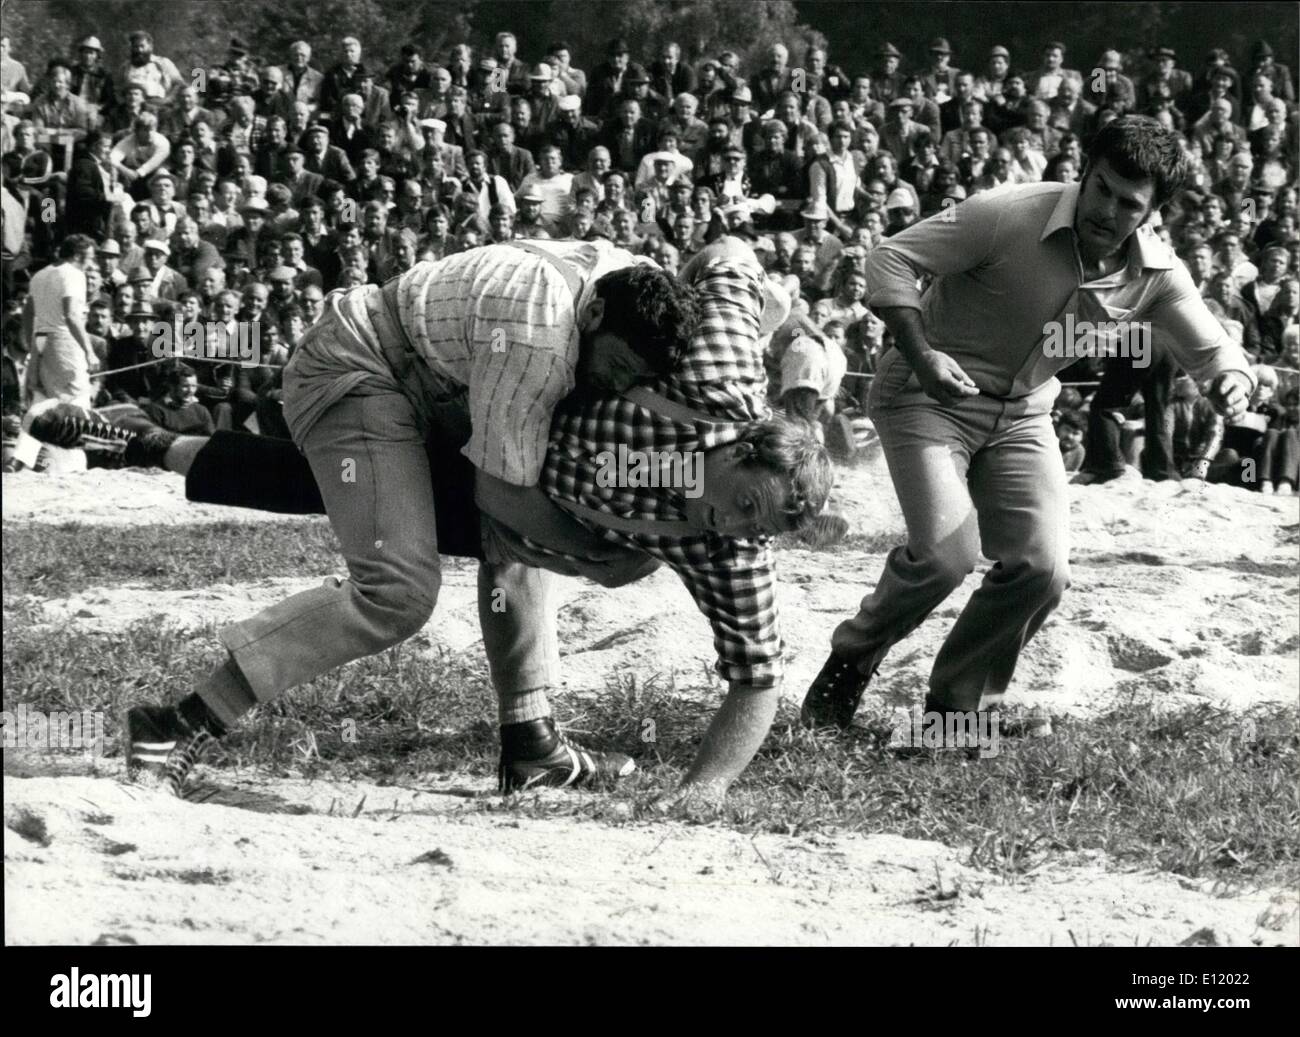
[1005,127,1047,183]
[110,111,171,193]
[808,122,862,234]
[20,235,99,435]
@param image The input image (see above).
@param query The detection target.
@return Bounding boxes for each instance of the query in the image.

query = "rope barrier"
[88,353,287,380]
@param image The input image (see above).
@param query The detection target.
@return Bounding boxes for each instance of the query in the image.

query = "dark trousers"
[1081,344,1178,480]
[185,428,485,559]
[1257,428,1300,486]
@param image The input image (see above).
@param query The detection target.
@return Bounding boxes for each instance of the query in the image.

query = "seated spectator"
[1057,410,1086,472]
[142,361,215,434]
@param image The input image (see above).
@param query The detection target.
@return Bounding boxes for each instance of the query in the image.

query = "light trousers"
[831,368,1071,711]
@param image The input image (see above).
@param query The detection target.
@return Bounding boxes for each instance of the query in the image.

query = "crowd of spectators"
[1,25,1296,488]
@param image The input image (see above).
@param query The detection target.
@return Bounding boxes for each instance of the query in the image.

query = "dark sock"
[500,717,559,758]
[178,692,229,738]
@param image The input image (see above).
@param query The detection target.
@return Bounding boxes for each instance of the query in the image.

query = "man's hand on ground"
[1205,371,1252,422]
[649,780,727,818]
[912,350,980,407]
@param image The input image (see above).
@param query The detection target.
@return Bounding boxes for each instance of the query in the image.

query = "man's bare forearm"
[677,681,780,795]
[876,305,930,367]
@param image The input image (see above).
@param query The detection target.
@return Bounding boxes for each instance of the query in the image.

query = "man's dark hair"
[58,234,96,260]
[1057,410,1086,433]
[1084,115,1189,208]
[591,264,700,375]
[164,361,197,392]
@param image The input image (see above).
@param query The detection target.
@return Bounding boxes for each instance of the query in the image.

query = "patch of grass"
[4,622,1297,885]
[3,521,342,600]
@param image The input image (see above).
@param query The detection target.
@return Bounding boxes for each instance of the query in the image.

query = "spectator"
[142,362,215,434]
[119,30,183,104]
[29,60,99,132]
[23,233,99,408]
[921,37,961,102]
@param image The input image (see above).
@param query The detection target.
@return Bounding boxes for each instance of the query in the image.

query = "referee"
[801,116,1254,730]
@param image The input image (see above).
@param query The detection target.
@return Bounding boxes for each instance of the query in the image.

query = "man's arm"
[655,538,784,805]
[862,192,1008,405]
[62,296,91,354]
[21,293,35,352]
[1148,272,1255,420]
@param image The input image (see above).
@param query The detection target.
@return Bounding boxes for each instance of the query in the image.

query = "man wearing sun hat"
[70,34,115,111]
[525,63,561,130]
[140,236,188,303]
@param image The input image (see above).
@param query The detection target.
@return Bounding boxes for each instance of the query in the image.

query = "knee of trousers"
[1017,553,1071,605]
[922,541,981,592]
[350,566,441,647]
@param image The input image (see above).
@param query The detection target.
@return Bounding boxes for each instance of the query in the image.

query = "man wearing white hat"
[794,199,843,290]
[418,116,468,181]
[515,143,574,235]
[525,63,561,131]
[71,35,115,112]
[549,93,600,170]
[141,237,188,303]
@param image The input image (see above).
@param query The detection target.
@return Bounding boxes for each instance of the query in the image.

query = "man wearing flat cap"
[1138,47,1193,110]
[921,37,961,103]
[302,122,356,182]
[140,237,188,304]
[418,116,468,181]
[871,42,904,106]
[586,37,633,120]
[546,93,600,171]
[1247,41,1295,104]
[1084,50,1136,113]
[975,45,1012,105]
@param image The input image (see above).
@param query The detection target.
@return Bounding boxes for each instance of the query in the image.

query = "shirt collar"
[1040,180,1173,272]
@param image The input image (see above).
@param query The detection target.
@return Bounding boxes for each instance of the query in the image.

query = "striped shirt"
[302,240,638,485]
[537,258,785,689]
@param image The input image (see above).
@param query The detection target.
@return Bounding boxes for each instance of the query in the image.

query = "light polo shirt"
[864,180,1254,405]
